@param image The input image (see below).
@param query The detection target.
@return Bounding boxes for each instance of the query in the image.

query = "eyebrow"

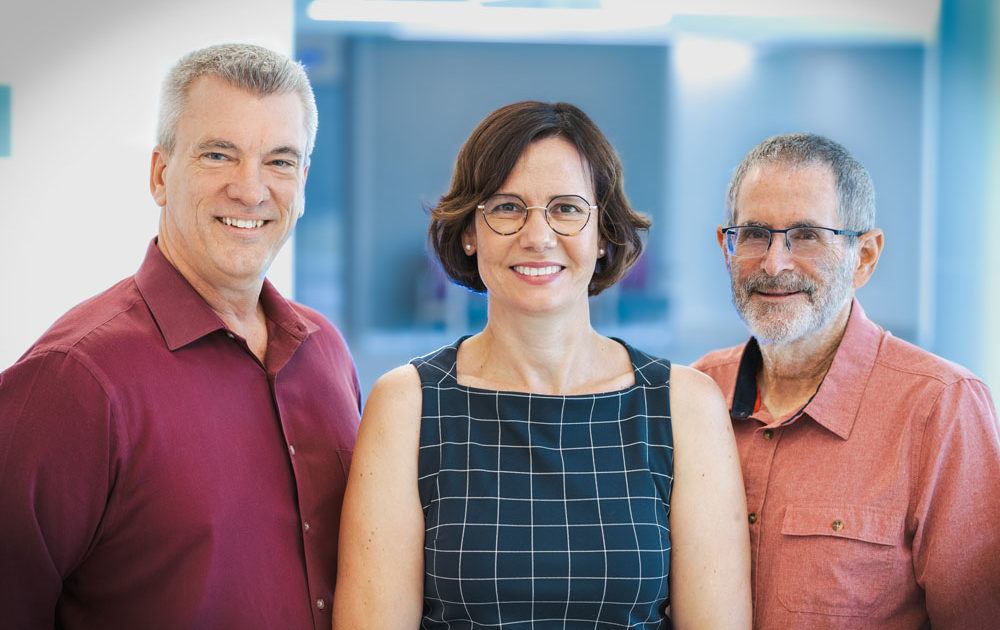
[740,219,825,229]
[492,193,593,204]
[268,145,303,162]
[193,140,303,162]
[195,139,238,152]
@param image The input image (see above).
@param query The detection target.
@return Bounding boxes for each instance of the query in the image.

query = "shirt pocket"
[776,504,901,617]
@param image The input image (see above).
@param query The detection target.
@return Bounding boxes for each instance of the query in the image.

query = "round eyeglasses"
[477,194,595,236]
[722,225,865,259]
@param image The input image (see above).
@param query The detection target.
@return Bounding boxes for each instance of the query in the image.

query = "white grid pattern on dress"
[413,339,674,630]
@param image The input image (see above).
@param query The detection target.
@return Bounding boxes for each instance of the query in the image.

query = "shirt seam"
[12,347,134,574]
[906,380,947,586]
[872,357,981,388]
[28,290,147,356]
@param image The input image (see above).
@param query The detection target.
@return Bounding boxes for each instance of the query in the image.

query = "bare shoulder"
[355,364,423,459]
[669,364,730,432]
[365,364,422,417]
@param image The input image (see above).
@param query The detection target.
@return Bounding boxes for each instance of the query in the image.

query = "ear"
[716,226,732,271]
[150,146,169,208]
[852,228,884,289]
[462,226,476,256]
[298,163,310,219]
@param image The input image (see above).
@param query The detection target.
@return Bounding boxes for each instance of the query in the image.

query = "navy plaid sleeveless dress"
[411,338,674,629]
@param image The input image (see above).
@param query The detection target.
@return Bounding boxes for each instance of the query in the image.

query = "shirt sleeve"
[0,349,124,629]
[911,377,1000,627]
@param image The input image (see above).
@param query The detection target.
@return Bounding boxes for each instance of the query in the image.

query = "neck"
[756,300,852,420]
[157,239,268,358]
[462,298,619,394]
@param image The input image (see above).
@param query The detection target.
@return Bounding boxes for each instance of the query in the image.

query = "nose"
[517,206,556,251]
[760,232,795,276]
[226,161,270,207]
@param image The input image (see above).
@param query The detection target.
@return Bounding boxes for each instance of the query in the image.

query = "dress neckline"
[444,334,650,399]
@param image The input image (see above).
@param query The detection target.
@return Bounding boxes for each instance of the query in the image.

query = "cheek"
[730,259,759,281]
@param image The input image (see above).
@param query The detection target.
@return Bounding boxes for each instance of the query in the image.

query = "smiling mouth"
[218,217,267,229]
[512,265,563,277]
[755,290,801,297]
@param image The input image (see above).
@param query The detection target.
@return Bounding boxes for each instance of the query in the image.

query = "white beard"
[731,251,856,345]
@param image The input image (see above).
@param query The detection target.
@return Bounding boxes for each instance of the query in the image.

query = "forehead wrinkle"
[736,162,839,227]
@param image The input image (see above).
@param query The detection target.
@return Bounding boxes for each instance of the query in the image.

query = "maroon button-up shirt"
[693,300,1000,629]
[0,240,361,629]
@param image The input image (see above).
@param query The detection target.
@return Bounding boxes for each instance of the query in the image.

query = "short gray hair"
[726,133,876,232]
[157,43,318,159]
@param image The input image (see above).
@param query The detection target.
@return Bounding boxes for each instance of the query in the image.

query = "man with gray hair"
[0,44,360,628]
[694,133,1000,628]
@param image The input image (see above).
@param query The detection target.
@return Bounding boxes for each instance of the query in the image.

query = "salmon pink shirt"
[694,300,1000,629]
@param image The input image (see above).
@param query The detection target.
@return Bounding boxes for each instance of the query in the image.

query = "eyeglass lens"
[481,195,591,235]
[726,226,837,259]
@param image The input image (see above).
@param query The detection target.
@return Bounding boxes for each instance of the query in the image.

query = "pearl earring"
[465,244,473,252]
[598,248,605,257]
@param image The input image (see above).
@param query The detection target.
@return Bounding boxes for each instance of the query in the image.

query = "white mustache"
[742,273,817,296]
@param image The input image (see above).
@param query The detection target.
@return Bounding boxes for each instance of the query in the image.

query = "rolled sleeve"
[0,349,123,629]
[911,378,1000,627]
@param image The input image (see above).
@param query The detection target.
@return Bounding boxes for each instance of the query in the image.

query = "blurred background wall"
[1,0,997,398]
[0,0,295,365]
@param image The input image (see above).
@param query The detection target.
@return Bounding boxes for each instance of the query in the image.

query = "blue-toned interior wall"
[296,37,928,393]
[935,0,1000,388]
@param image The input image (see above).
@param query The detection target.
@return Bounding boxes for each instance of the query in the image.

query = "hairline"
[156,44,317,160]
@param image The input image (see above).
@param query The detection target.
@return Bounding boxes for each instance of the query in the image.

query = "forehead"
[734,161,840,227]
[175,75,306,149]
[501,136,594,196]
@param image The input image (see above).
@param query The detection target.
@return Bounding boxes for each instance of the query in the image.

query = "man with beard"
[693,133,1000,629]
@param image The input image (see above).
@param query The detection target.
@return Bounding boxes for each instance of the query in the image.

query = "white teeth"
[221,217,265,229]
[513,265,561,277]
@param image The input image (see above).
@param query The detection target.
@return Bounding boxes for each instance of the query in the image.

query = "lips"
[512,264,563,277]
[218,217,268,230]
[744,273,815,298]
[755,290,801,297]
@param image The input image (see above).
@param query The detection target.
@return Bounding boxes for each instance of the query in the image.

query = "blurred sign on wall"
[0,85,10,156]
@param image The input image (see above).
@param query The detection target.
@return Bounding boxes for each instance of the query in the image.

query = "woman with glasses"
[333,101,751,629]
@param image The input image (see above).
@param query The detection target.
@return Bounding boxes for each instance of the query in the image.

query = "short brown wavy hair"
[429,101,650,295]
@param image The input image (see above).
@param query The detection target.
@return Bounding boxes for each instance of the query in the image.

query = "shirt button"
[762,429,774,440]
[748,512,758,524]
[303,521,311,532]
[832,519,844,532]
[316,598,327,610]
[288,444,296,457]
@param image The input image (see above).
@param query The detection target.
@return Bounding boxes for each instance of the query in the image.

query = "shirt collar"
[730,298,884,440]
[134,239,319,352]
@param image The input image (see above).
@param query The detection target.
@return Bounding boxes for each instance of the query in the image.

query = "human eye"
[490,201,523,215]
[791,227,821,241]
[740,227,770,242]
[202,151,230,162]
[270,158,297,169]
[553,202,586,215]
